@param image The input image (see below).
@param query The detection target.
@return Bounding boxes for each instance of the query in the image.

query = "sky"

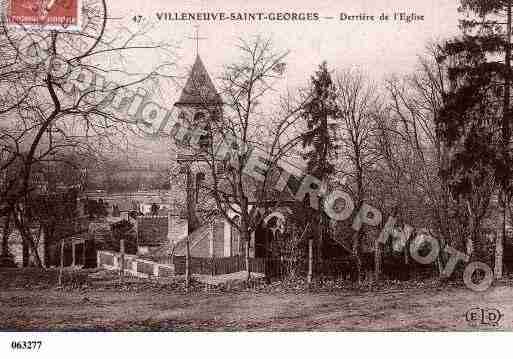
[105,0,461,163]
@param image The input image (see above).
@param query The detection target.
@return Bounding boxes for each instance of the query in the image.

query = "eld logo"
[466,307,503,327]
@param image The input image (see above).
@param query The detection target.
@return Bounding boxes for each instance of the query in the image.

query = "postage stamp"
[4,0,81,31]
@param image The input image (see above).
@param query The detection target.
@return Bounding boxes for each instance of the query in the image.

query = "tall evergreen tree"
[437,42,500,256]
[436,0,513,257]
[301,62,339,283]
[302,62,339,179]
[455,0,513,189]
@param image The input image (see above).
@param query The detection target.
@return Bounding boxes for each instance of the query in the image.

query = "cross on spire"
[187,25,207,56]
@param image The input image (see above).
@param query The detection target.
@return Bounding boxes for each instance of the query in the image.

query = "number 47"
[132,15,143,23]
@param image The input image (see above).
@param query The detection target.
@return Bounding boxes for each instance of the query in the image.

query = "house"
[137,215,169,254]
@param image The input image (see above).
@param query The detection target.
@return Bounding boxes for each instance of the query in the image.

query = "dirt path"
[2,281,512,331]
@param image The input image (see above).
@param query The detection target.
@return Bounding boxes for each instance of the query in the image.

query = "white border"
[1,332,512,359]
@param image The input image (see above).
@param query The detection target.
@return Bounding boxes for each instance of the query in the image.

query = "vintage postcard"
[0,0,512,357]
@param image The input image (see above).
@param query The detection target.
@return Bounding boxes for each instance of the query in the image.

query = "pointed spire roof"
[175,55,222,106]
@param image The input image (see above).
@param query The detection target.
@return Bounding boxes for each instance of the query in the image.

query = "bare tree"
[172,36,308,282]
[0,1,176,267]
[382,45,497,277]
[333,70,381,284]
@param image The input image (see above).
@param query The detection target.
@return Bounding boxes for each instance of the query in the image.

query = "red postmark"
[6,0,80,29]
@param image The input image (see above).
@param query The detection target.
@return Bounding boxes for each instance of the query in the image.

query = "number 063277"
[11,341,42,350]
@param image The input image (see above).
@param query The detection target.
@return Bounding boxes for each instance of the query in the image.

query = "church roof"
[175,55,222,106]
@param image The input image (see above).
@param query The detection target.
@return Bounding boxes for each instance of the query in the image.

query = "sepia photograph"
[0,0,512,356]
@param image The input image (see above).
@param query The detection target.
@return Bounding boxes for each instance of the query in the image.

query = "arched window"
[176,112,189,145]
[193,112,212,150]
[178,111,187,121]
[210,108,221,122]
[193,112,205,123]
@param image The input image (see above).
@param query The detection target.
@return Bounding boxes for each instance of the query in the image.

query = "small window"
[199,123,212,150]
[193,112,205,123]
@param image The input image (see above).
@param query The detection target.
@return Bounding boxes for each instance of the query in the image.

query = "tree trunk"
[185,235,190,292]
[354,173,364,285]
[1,212,13,266]
[495,229,504,280]
[317,211,324,278]
[466,201,474,258]
[466,232,474,258]
[374,237,382,283]
[503,1,512,165]
[1,213,10,254]
[15,220,43,268]
[120,238,125,283]
[290,224,297,279]
[495,203,506,280]
[352,231,362,285]
[404,239,409,265]
[307,236,313,285]
[58,238,64,286]
[244,231,251,281]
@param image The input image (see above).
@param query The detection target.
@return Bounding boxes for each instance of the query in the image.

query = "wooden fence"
[97,250,175,279]
[173,256,266,275]
[47,236,96,268]
[98,248,441,282]
[98,250,267,277]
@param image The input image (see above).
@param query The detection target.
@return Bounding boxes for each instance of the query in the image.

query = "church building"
[167,54,257,259]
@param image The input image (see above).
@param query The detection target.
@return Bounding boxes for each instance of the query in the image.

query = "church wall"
[168,215,188,244]
[223,220,231,257]
[189,230,213,257]
[212,218,225,258]
[167,156,187,216]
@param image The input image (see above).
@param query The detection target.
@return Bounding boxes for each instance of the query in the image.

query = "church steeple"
[175,55,222,107]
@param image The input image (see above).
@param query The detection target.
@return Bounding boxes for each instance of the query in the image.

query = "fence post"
[72,241,76,267]
[82,241,86,267]
[495,228,504,280]
[120,239,125,282]
[58,238,64,287]
[132,259,138,274]
[374,238,382,283]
